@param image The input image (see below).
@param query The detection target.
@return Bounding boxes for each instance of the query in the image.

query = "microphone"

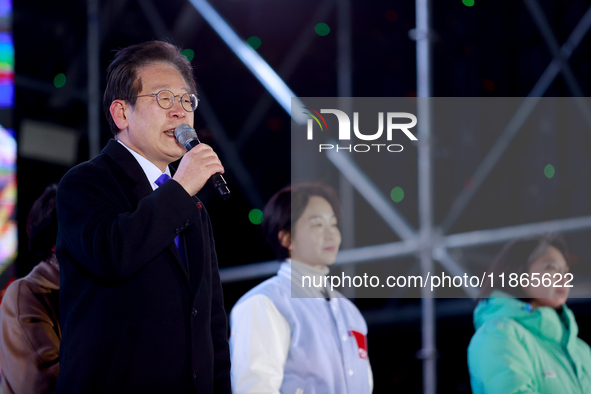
[174,123,231,200]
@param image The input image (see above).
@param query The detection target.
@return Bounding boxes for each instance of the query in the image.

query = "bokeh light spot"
[249,209,264,225]
[53,73,66,88]
[544,164,555,179]
[315,23,330,36]
[463,0,475,6]
[390,187,404,203]
[181,48,195,61]
[246,36,262,50]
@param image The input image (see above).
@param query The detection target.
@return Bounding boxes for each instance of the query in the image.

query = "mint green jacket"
[468,291,591,394]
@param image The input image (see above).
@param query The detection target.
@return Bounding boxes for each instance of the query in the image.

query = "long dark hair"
[477,234,570,303]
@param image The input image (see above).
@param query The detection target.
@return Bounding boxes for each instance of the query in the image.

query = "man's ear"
[109,100,129,131]
[278,230,291,251]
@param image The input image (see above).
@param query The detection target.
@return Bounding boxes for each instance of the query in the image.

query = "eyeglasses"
[136,90,199,112]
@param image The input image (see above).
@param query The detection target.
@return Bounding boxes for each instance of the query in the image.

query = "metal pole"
[440,96,541,233]
[87,0,100,158]
[218,212,591,283]
[327,148,416,240]
[234,0,335,150]
[444,214,591,249]
[336,0,357,298]
[523,0,585,97]
[441,4,591,233]
[523,0,591,130]
[416,0,436,392]
[188,0,306,124]
[196,88,265,208]
[336,0,352,99]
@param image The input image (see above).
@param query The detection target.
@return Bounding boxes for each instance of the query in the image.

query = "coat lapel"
[102,139,191,282]
[103,139,152,200]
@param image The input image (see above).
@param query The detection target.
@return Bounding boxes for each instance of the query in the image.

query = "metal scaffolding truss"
[190,1,591,392]
[207,0,591,284]
[79,0,591,392]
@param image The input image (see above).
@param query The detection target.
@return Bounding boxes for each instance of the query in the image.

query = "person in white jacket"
[230,183,373,394]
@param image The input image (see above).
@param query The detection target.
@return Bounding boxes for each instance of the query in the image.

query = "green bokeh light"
[462,0,475,6]
[315,23,331,36]
[246,36,262,50]
[544,164,555,179]
[249,209,264,225]
[53,73,66,88]
[390,187,404,203]
[181,48,195,62]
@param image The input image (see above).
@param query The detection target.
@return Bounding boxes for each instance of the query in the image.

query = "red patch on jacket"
[349,330,368,360]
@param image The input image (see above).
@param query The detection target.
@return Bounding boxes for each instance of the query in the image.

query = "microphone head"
[174,123,199,147]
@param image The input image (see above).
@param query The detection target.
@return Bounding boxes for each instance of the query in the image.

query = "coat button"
[192,371,197,379]
[175,228,181,234]
[192,308,198,317]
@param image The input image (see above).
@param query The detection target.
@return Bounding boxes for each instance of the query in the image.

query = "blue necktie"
[155,174,187,268]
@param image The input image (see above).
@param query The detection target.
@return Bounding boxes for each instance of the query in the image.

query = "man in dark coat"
[55,41,231,393]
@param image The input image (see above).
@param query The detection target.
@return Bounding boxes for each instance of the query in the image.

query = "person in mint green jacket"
[468,235,591,394]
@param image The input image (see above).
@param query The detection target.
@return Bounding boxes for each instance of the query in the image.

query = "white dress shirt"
[116,139,171,191]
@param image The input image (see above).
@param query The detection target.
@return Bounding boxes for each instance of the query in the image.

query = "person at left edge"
[55,40,231,393]
[0,184,60,393]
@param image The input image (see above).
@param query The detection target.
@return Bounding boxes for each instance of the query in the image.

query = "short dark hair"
[103,40,197,135]
[477,234,570,302]
[27,184,58,261]
[262,183,342,261]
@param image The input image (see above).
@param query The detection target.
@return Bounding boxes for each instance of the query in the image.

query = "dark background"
[5,0,591,392]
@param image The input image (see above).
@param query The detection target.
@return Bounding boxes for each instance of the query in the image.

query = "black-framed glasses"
[136,90,199,112]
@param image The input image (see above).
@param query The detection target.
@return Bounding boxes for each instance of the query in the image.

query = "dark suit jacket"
[55,140,231,393]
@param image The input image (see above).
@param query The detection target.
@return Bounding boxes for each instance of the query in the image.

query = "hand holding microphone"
[173,123,231,200]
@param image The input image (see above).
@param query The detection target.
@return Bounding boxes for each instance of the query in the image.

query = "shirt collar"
[281,259,333,299]
[290,258,330,276]
[117,139,172,190]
